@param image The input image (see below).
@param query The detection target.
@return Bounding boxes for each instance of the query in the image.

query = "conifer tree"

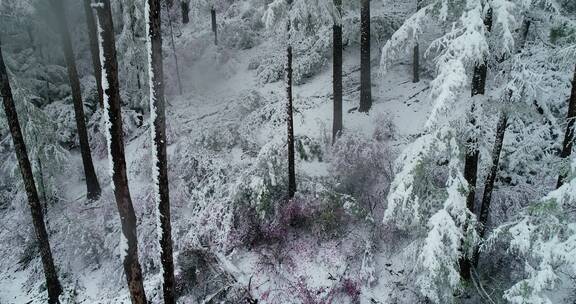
[146,0,176,302]
[0,41,62,304]
[52,0,101,200]
[94,0,147,302]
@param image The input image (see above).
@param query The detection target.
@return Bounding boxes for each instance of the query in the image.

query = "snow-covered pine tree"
[487,155,576,303]
[93,0,147,302]
[416,133,477,303]
[51,0,101,200]
[0,40,63,304]
[114,0,148,112]
[384,127,478,303]
[145,0,176,302]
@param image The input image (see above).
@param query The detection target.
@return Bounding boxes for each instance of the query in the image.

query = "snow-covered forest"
[0,0,575,303]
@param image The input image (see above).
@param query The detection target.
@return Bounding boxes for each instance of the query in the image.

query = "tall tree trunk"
[473,111,508,266]
[412,0,420,83]
[37,156,48,207]
[359,0,372,112]
[211,7,218,46]
[332,0,343,142]
[166,4,183,95]
[0,42,63,304]
[557,64,576,188]
[52,0,101,200]
[460,7,493,280]
[146,0,176,303]
[83,0,104,109]
[286,0,296,199]
[181,0,189,24]
[94,1,148,303]
[413,44,419,83]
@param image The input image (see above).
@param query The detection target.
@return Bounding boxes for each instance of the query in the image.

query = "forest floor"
[0,4,439,303]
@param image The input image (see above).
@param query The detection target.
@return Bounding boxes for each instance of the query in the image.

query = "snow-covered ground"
[0,2,444,303]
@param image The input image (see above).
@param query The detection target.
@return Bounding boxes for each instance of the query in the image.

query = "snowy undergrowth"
[0,1,442,303]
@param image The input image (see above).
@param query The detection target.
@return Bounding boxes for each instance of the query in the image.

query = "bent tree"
[51,0,101,200]
[94,0,147,302]
[146,0,176,302]
[0,42,63,304]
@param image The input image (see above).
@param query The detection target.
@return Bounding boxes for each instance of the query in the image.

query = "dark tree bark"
[211,7,218,46]
[146,0,176,303]
[83,0,104,109]
[286,0,296,199]
[332,0,343,142]
[472,111,508,266]
[413,0,421,83]
[94,1,148,303]
[413,44,419,83]
[460,7,493,281]
[478,113,508,238]
[359,0,372,112]
[557,64,576,188]
[181,0,189,24]
[0,42,63,304]
[52,0,101,200]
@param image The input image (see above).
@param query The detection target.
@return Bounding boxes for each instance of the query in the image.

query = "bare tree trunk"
[211,7,218,46]
[412,0,420,83]
[359,0,372,113]
[166,4,183,95]
[52,0,101,200]
[37,156,48,207]
[472,111,508,266]
[412,44,419,83]
[94,1,148,303]
[460,7,493,281]
[332,0,343,143]
[0,42,63,304]
[557,64,576,188]
[83,0,104,109]
[286,0,296,199]
[180,0,189,24]
[146,0,176,303]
